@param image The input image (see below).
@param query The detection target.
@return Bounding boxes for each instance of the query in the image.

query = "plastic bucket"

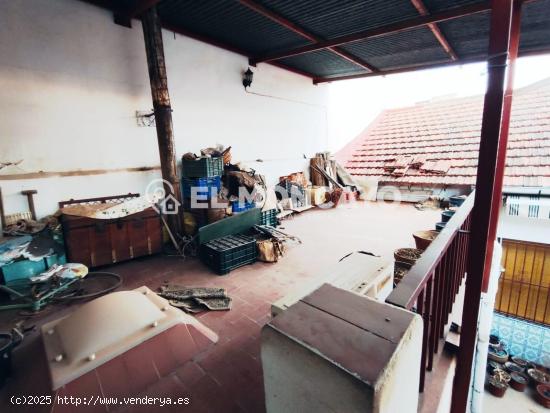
[441,210,455,222]
[450,195,467,207]
[435,222,446,231]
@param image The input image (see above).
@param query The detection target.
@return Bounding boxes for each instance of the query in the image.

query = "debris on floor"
[159,284,232,313]
[178,146,359,276]
[256,238,285,263]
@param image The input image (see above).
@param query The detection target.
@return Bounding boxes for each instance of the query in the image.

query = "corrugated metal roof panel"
[277,49,367,77]
[145,0,550,79]
[519,0,550,53]
[422,0,486,13]
[158,0,311,55]
[341,26,451,70]
[257,0,421,40]
[437,11,490,58]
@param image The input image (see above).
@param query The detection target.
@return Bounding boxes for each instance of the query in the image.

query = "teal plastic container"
[1,253,67,284]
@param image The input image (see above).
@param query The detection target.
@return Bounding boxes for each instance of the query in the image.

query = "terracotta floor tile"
[55,370,107,413]
[96,354,134,400]
[188,375,244,413]
[174,362,205,387]
[0,203,440,413]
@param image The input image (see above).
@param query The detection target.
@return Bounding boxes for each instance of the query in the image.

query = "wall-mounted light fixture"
[242,67,254,89]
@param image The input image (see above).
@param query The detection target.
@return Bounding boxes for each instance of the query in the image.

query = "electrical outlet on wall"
[136,110,156,127]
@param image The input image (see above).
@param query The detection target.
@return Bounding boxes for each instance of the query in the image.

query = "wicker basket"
[413,230,439,250]
[394,248,422,268]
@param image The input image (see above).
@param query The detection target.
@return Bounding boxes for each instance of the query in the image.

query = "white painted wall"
[0,0,329,219]
[498,207,550,244]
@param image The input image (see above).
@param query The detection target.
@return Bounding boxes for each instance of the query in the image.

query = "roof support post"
[450,1,519,412]
[141,6,183,237]
[482,0,522,292]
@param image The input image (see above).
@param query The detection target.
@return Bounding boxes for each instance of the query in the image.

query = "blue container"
[181,176,222,199]
[435,222,446,232]
[1,260,46,284]
[1,253,67,284]
[441,210,456,223]
[231,200,256,214]
[449,195,467,207]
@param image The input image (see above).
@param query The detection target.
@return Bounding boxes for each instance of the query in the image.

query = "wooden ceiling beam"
[237,0,378,72]
[410,0,458,60]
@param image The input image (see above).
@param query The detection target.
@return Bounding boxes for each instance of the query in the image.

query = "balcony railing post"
[426,277,436,371]
[450,1,521,412]
[417,288,427,392]
[385,192,474,401]
[432,264,442,355]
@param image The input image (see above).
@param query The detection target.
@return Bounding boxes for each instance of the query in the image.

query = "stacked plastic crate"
[200,234,257,275]
[260,209,278,227]
[181,157,224,231]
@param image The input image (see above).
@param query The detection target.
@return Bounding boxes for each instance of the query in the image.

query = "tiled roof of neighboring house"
[337,78,550,188]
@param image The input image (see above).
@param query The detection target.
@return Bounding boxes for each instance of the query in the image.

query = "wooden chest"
[59,195,162,268]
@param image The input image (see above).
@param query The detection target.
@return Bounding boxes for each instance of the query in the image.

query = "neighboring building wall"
[375,184,470,203]
[492,200,550,368]
[498,206,550,244]
[0,0,329,219]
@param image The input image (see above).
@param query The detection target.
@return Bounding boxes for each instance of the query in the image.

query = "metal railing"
[386,192,475,391]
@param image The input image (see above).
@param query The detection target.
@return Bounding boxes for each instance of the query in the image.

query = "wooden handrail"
[386,191,475,310]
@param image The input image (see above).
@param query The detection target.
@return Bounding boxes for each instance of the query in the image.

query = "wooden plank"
[110,223,131,263]
[301,284,412,344]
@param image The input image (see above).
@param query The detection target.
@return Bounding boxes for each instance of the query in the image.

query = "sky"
[327,54,550,153]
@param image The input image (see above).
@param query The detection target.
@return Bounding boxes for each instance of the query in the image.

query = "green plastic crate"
[181,157,223,178]
[260,209,278,227]
[200,235,257,275]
